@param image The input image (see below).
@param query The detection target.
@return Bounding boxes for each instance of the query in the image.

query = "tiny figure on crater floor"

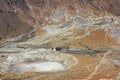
[51,48,53,50]
[51,48,56,51]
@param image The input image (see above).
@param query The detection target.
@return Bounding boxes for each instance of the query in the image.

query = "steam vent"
[0,0,120,80]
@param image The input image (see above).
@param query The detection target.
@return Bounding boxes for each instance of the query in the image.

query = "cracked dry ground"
[0,50,120,80]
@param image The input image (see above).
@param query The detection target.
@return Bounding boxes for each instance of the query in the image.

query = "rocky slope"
[0,0,120,49]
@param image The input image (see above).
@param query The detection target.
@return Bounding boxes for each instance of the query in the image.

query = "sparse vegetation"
[55,47,63,51]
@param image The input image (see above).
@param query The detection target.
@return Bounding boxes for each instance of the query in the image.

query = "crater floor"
[0,43,120,80]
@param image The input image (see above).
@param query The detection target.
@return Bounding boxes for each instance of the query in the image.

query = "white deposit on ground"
[10,62,65,73]
[0,49,77,73]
